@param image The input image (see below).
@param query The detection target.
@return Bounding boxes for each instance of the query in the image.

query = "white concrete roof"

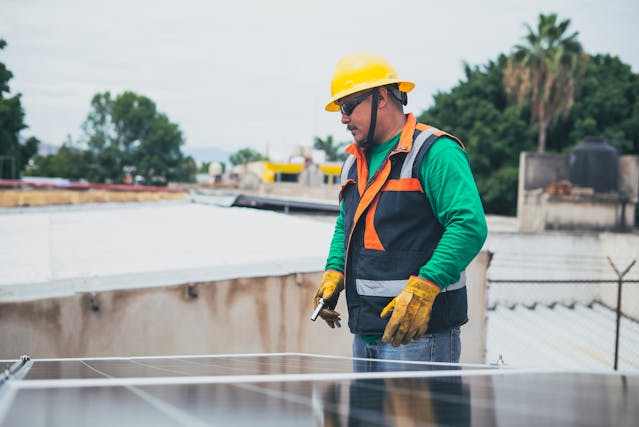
[0,201,334,302]
[486,302,639,371]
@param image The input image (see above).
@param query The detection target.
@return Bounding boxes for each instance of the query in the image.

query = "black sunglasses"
[338,90,373,115]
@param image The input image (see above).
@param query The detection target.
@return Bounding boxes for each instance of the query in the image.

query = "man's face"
[337,90,373,144]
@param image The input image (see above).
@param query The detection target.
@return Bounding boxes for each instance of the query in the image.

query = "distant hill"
[186,146,231,164]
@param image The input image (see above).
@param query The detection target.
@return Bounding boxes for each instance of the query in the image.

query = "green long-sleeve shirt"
[324,132,487,289]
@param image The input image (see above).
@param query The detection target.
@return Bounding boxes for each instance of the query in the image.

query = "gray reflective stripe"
[442,270,466,292]
[355,270,466,297]
[356,279,406,297]
[399,128,438,179]
[340,155,356,184]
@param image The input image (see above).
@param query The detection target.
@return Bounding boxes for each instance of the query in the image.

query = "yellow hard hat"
[325,52,415,112]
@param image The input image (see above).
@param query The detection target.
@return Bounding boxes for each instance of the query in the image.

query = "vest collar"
[345,113,417,157]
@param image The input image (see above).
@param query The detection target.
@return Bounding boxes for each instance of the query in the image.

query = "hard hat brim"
[325,80,415,112]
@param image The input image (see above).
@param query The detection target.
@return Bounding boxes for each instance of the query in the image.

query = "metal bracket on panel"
[186,283,198,299]
[0,355,31,386]
[89,293,100,312]
[490,354,506,367]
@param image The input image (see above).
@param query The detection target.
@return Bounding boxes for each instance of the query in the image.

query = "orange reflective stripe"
[352,159,391,242]
[346,114,440,252]
[391,113,417,154]
[384,178,423,193]
[416,123,466,150]
[433,130,465,149]
[364,196,384,250]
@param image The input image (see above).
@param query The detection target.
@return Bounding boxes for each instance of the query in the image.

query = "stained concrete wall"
[519,152,569,192]
[517,152,639,232]
[517,152,570,232]
[461,251,491,364]
[0,252,490,363]
[619,155,639,203]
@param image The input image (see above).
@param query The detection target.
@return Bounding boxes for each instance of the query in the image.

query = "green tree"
[313,134,348,161]
[199,161,211,173]
[25,139,92,180]
[0,39,40,178]
[198,161,226,174]
[419,57,535,215]
[229,147,268,166]
[418,17,637,216]
[568,54,639,154]
[504,13,587,153]
[81,91,195,184]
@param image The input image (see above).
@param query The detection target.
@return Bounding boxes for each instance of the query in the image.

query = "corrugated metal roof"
[487,302,639,371]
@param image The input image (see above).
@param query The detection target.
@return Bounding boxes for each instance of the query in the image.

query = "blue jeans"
[352,328,461,372]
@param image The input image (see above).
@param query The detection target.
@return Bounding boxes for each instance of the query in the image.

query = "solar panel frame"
[1,353,637,427]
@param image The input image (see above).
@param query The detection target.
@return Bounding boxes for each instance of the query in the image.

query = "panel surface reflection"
[4,373,637,426]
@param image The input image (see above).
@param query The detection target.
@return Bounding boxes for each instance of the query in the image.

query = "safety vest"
[339,114,468,335]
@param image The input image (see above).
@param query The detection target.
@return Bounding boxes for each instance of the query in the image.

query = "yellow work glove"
[312,270,344,328]
[380,276,441,347]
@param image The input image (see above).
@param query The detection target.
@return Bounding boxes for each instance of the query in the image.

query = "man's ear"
[377,87,390,109]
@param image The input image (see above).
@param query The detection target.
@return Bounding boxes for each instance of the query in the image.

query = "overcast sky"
[2,0,638,161]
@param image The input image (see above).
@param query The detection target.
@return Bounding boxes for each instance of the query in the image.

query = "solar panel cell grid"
[23,354,487,380]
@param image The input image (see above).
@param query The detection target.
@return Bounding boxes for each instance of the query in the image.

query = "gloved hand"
[380,276,440,347]
[312,270,344,328]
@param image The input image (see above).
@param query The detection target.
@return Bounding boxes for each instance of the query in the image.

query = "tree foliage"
[313,134,349,162]
[503,13,587,153]
[419,40,637,215]
[30,91,196,184]
[26,140,92,180]
[81,91,194,184]
[229,147,268,166]
[419,57,535,215]
[0,39,40,179]
[567,54,639,155]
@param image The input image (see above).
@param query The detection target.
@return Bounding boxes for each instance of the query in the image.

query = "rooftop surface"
[486,302,639,371]
[0,199,520,302]
[0,200,334,301]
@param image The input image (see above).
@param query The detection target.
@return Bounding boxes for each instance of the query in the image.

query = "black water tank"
[568,136,618,193]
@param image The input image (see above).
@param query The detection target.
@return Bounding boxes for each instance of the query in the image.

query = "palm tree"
[313,135,348,161]
[504,13,587,152]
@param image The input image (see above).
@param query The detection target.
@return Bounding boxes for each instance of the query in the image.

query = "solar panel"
[0,353,637,426]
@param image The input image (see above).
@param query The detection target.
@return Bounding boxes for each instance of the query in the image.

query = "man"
[313,52,487,365]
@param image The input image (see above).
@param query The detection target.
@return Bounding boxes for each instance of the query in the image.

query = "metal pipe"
[607,257,636,371]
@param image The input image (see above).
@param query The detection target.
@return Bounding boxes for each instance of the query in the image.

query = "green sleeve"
[418,137,487,288]
[324,201,345,272]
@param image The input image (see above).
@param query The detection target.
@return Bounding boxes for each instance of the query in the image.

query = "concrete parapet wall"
[462,251,490,364]
[543,194,635,231]
[0,189,187,207]
[0,253,490,363]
